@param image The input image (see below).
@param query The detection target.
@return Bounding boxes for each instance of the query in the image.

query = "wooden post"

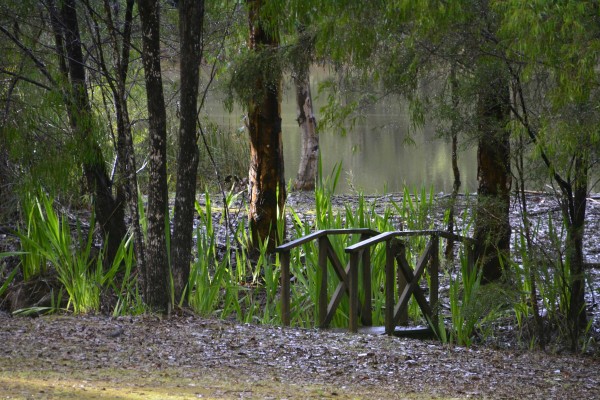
[385,240,396,335]
[429,235,439,329]
[318,236,329,328]
[361,246,372,326]
[280,250,291,326]
[397,241,409,326]
[348,252,359,332]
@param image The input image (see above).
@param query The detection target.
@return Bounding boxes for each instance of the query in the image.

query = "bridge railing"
[276,229,476,334]
[275,228,379,327]
[345,230,476,334]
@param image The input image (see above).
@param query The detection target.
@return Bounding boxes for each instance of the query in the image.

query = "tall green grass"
[187,192,275,322]
[15,190,142,315]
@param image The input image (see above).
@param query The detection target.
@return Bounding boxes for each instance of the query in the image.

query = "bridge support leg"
[385,240,396,335]
[280,250,290,326]
[396,242,409,326]
[429,235,439,329]
[318,237,329,328]
[349,252,359,332]
[361,247,372,326]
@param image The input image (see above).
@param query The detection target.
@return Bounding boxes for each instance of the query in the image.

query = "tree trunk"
[171,0,204,303]
[445,66,461,260]
[107,0,147,279]
[59,0,126,268]
[138,0,170,312]
[565,155,588,347]
[293,70,318,191]
[247,0,286,252]
[473,64,511,283]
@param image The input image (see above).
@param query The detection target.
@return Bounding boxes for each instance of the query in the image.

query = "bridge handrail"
[275,228,380,252]
[276,228,475,330]
[345,229,475,253]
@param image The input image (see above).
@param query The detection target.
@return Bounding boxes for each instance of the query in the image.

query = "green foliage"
[442,251,510,347]
[18,191,50,280]
[224,43,284,112]
[16,190,140,315]
[188,194,224,314]
[3,93,82,198]
[187,192,280,323]
[447,253,482,347]
[495,0,599,102]
[494,0,600,176]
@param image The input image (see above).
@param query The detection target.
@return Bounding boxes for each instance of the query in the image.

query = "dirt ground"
[1,313,599,399]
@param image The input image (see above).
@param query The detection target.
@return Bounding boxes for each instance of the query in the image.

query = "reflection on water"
[206,77,477,194]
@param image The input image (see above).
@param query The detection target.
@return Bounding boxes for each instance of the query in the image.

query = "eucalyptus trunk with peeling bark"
[171,0,205,303]
[56,0,127,268]
[293,69,318,191]
[473,64,511,283]
[247,0,285,252]
[292,26,317,191]
[138,0,170,312]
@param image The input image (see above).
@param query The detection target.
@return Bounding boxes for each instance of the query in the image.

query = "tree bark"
[445,65,461,260]
[138,0,170,312]
[565,155,588,347]
[59,0,127,269]
[473,63,511,283]
[293,70,318,191]
[101,0,147,279]
[171,0,204,303]
[247,0,286,252]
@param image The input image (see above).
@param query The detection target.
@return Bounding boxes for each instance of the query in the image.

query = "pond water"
[206,74,478,194]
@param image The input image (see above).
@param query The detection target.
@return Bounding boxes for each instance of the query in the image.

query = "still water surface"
[207,78,477,194]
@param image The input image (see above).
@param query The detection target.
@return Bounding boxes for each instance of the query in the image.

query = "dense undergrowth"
[0,165,597,353]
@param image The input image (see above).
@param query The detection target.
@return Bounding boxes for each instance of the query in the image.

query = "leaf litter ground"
[1,313,600,399]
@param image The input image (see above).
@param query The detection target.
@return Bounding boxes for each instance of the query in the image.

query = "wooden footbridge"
[276,229,476,336]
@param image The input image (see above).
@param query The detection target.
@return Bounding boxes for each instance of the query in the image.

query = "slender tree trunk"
[59,0,127,268]
[565,155,588,348]
[292,26,318,192]
[247,0,286,252]
[171,0,204,303]
[473,63,511,283]
[293,71,318,191]
[445,66,461,260]
[138,0,170,312]
[106,0,147,279]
